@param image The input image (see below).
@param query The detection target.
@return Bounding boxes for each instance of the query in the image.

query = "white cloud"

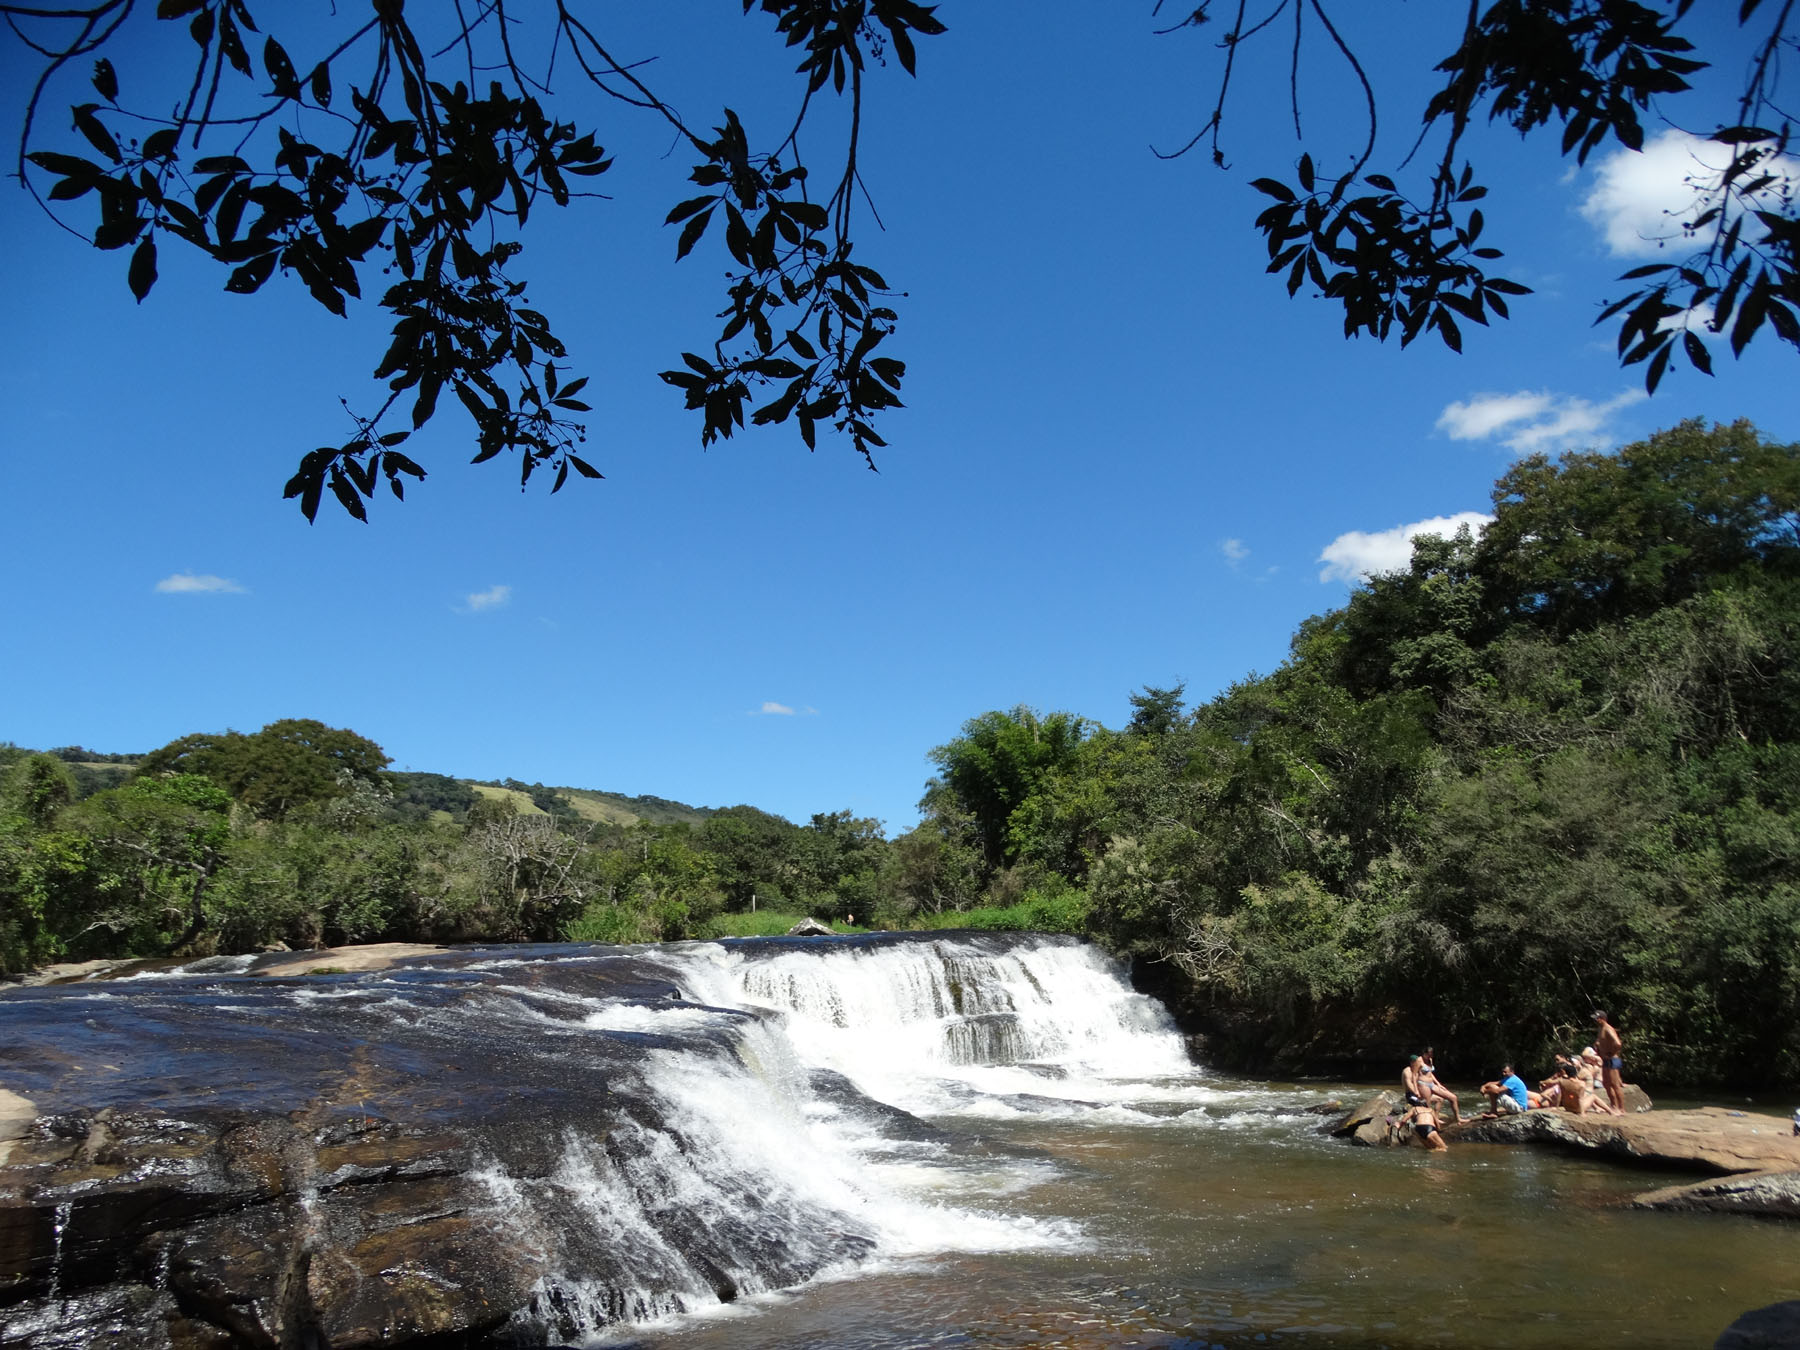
[154,572,246,594]
[1437,388,1646,454]
[462,584,511,612]
[756,701,795,716]
[1317,511,1493,584]
[1220,538,1249,563]
[1435,391,1553,441]
[1580,129,1800,258]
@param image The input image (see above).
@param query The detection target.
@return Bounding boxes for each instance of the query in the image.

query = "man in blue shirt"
[1479,1063,1539,1115]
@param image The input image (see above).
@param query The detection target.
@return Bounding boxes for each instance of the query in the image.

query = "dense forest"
[3,420,1795,1086]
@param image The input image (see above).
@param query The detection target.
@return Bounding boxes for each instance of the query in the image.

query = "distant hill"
[555,788,715,828]
[10,743,720,827]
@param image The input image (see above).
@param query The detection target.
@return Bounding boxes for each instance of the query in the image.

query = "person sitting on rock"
[1417,1047,1463,1123]
[1545,1061,1593,1115]
[1479,1064,1538,1115]
[1538,1065,1567,1110]
[1401,1054,1427,1107]
[1399,1101,1449,1151]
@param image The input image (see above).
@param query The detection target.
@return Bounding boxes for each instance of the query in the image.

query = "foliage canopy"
[8,2,1796,518]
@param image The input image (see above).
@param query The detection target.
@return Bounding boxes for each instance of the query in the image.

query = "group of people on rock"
[1394,1012,1627,1151]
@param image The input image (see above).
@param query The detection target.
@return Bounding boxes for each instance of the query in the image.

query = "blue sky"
[3,5,1796,833]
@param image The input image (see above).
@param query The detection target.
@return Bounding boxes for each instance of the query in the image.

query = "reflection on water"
[616,1078,1800,1350]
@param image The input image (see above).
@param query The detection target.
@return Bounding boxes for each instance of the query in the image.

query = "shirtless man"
[1400,1102,1449,1152]
[1401,1054,1427,1108]
[1417,1047,1463,1122]
[1592,1011,1626,1114]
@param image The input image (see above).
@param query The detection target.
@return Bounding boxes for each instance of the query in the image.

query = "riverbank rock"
[1442,1105,1800,1217]
[1328,1091,1398,1146]
[785,918,835,937]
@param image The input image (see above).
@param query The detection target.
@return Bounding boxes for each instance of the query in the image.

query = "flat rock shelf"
[1333,1090,1800,1219]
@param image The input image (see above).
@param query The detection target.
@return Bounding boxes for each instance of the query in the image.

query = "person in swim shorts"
[1401,1054,1427,1107]
[1592,1011,1626,1114]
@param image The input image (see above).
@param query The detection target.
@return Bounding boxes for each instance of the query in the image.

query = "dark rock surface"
[1327,1091,1399,1146]
[1637,1169,1800,1220]
[1715,1299,1800,1349]
[0,941,888,1347]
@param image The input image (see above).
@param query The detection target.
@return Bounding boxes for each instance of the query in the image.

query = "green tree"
[63,773,234,957]
[141,718,392,819]
[0,755,85,970]
[929,707,1091,873]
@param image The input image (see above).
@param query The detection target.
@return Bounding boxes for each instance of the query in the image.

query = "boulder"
[1636,1170,1800,1221]
[1327,1091,1398,1146]
[1714,1299,1800,1349]
[785,918,835,937]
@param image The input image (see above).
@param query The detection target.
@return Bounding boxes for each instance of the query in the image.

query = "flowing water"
[6,932,1798,1348]
[475,935,1800,1348]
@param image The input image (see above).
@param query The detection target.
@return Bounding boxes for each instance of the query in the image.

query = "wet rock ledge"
[0,941,883,1348]
[1330,1091,1800,1219]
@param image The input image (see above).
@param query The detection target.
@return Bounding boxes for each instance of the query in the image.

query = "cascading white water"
[455,934,1230,1341]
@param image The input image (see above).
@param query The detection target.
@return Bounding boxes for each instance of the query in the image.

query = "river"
[1,932,1795,1348]
[575,935,1800,1350]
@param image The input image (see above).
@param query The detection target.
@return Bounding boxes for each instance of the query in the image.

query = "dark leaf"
[1682,329,1713,375]
[72,105,121,163]
[329,470,370,522]
[675,208,712,260]
[1434,307,1463,353]
[128,234,157,301]
[1712,125,1779,144]
[263,37,297,95]
[27,151,100,179]
[310,63,331,108]
[142,128,179,161]
[665,194,715,224]
[224,249,277,292]
[94,214,146,250]
[91,58,119,103]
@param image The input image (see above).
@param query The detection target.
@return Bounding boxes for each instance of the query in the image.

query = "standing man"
[1593,1011,1626,1114]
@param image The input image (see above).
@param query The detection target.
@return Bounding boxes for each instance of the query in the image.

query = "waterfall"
[0,932,1231,1348]
[465,933,1201,1339]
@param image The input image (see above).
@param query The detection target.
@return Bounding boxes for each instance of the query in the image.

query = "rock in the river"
[1445,1105,1800,1174]
[1637,1169,1800,1220]
[785,917,835,936]
[1714,1299,1800,1349]
[1328,1091,1399,1146]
